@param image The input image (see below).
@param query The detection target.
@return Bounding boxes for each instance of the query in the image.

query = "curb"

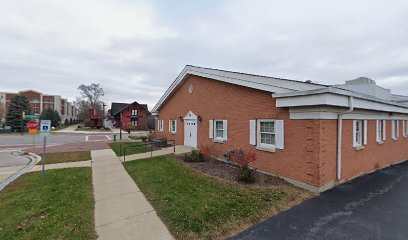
[0,151,41,191]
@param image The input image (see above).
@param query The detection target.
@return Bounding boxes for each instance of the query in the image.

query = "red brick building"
[0,89,77,124]
[110,102,150,130]
[152,65,408,192]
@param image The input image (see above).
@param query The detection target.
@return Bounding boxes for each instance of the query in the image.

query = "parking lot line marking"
[105,135,111,140]
[85,136,89,141]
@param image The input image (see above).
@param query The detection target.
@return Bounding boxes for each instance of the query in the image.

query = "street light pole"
[102,103,106,128]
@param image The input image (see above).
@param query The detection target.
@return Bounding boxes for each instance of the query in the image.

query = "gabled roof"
[111,102,150,116]
[152,65,325,112]
[111,102,130,116]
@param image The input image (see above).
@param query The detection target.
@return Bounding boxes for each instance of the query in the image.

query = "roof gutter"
[337,96,354,180]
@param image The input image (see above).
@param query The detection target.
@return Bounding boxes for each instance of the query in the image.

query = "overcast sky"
[1,0,408,109]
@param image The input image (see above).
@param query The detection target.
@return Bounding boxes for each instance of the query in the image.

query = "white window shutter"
[352,120,357,147]
[175,120,177,133]
[157,119,160,130]
[275,120,284,149]
[169,120,171,132]
[383,120,386,141]
[403,120,406,137]
[160,120,164,132]
[209,120,213,139]
[249,120,256,145]
[223,120,228,141]
[363,120,368,145]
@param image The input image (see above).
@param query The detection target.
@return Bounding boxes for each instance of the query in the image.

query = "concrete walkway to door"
[91,149,174,240]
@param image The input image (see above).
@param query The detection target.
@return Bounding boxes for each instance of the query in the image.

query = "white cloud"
[1,0,408,109]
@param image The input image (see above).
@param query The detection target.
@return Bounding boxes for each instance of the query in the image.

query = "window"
[376,120,384,143]
[131,109,138,116]
[353,120,367,148]
[132,120,138,127]
[33,103,39,108]
[392,120,399,140]
[258,120,275,148]
[210,120,227,142]
[403,120,408,137]
[215,120,224,139]
[159,120,163,132]
[170,120,177,133]
[33,110,39,114]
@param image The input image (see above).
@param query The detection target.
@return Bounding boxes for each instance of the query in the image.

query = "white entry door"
[184,111,198,148]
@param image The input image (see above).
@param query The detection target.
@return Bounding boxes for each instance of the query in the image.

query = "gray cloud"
[1,0,408,109]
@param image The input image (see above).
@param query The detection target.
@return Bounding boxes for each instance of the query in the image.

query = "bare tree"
[77,83,105,108]
[75,83,105,125]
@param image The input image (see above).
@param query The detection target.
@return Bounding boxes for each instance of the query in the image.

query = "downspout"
[337,96,354,180]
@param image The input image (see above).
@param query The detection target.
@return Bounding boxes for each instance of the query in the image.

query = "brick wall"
[156,75,408,188]
[157,75,322,186]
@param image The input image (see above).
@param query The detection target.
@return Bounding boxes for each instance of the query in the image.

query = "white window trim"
[392,120,399,140]
[131,109,138,116]
[376,120,384,144]
[214,119,225,142]
[353,120,365,149]
[159,119,164,132]
[403,120,408,138]
[256,119,276,151]
[170,120,177,134]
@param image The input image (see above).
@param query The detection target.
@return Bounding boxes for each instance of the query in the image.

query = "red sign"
[26,121,39,130]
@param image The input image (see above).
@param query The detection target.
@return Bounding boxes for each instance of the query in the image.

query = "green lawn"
[36,151,91,165]
[0,168,96,240]
[109,142,151,156]
[124,156,311,239]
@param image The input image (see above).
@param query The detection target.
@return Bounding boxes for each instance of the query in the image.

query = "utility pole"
[102,103,106,128]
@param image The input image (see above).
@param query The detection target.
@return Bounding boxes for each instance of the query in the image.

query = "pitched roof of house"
[111,102,150,116]
[152,65,408,114]
[111,102,130,116]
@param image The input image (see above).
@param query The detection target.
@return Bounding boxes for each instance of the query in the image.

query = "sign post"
[40,120,51,175]
[26,121,39,152]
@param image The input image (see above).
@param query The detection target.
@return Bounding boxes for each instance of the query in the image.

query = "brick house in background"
[0,89,78,125]
[110,102,150,130]
[89,108,103,128]
[152,65,408,192]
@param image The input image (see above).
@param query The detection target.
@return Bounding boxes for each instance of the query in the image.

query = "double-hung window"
[258,120,275,148]
[170,120,177,133]
[353,120,367,148]
[403,120,408,137]
[131,109,138,116]
[392,120,399,140]
[158,119,164,132]
[215,120,224,140]
[376,120,385,143]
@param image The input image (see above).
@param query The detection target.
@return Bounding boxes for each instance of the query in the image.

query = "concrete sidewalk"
[123,145,194,162]
[91,149,174,240]
[29,160,91,172]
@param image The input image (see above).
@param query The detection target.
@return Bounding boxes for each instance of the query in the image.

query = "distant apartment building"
[0,90,78,124]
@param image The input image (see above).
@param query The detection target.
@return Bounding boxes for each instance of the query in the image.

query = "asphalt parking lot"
[231,160,408,240]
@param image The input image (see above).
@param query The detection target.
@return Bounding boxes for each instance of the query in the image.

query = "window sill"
[170,132,176,135]
[354,145,365,151]
[213,139,226,144]
[392,138,398,141]
[377,141,384,145]
[256,146,276,153]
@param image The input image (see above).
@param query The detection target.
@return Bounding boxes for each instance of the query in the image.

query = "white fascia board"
[289,106,408,120]
[276,93,349,108]
[276,91,408,114]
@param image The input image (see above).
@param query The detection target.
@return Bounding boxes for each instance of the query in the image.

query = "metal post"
[120,121,122,140]
[173,140,175,153]
[42,135,46,175]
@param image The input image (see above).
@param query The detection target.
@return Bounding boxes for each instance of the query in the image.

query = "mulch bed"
[173,154,289,188]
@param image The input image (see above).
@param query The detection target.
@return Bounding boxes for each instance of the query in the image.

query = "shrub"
[230,149,257,184]
[148,132,155,142]
[160,137,168,148]
[140,136,148,143]
[200,143,221,162]
[237,166,255,183]
[183,150,205,162]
